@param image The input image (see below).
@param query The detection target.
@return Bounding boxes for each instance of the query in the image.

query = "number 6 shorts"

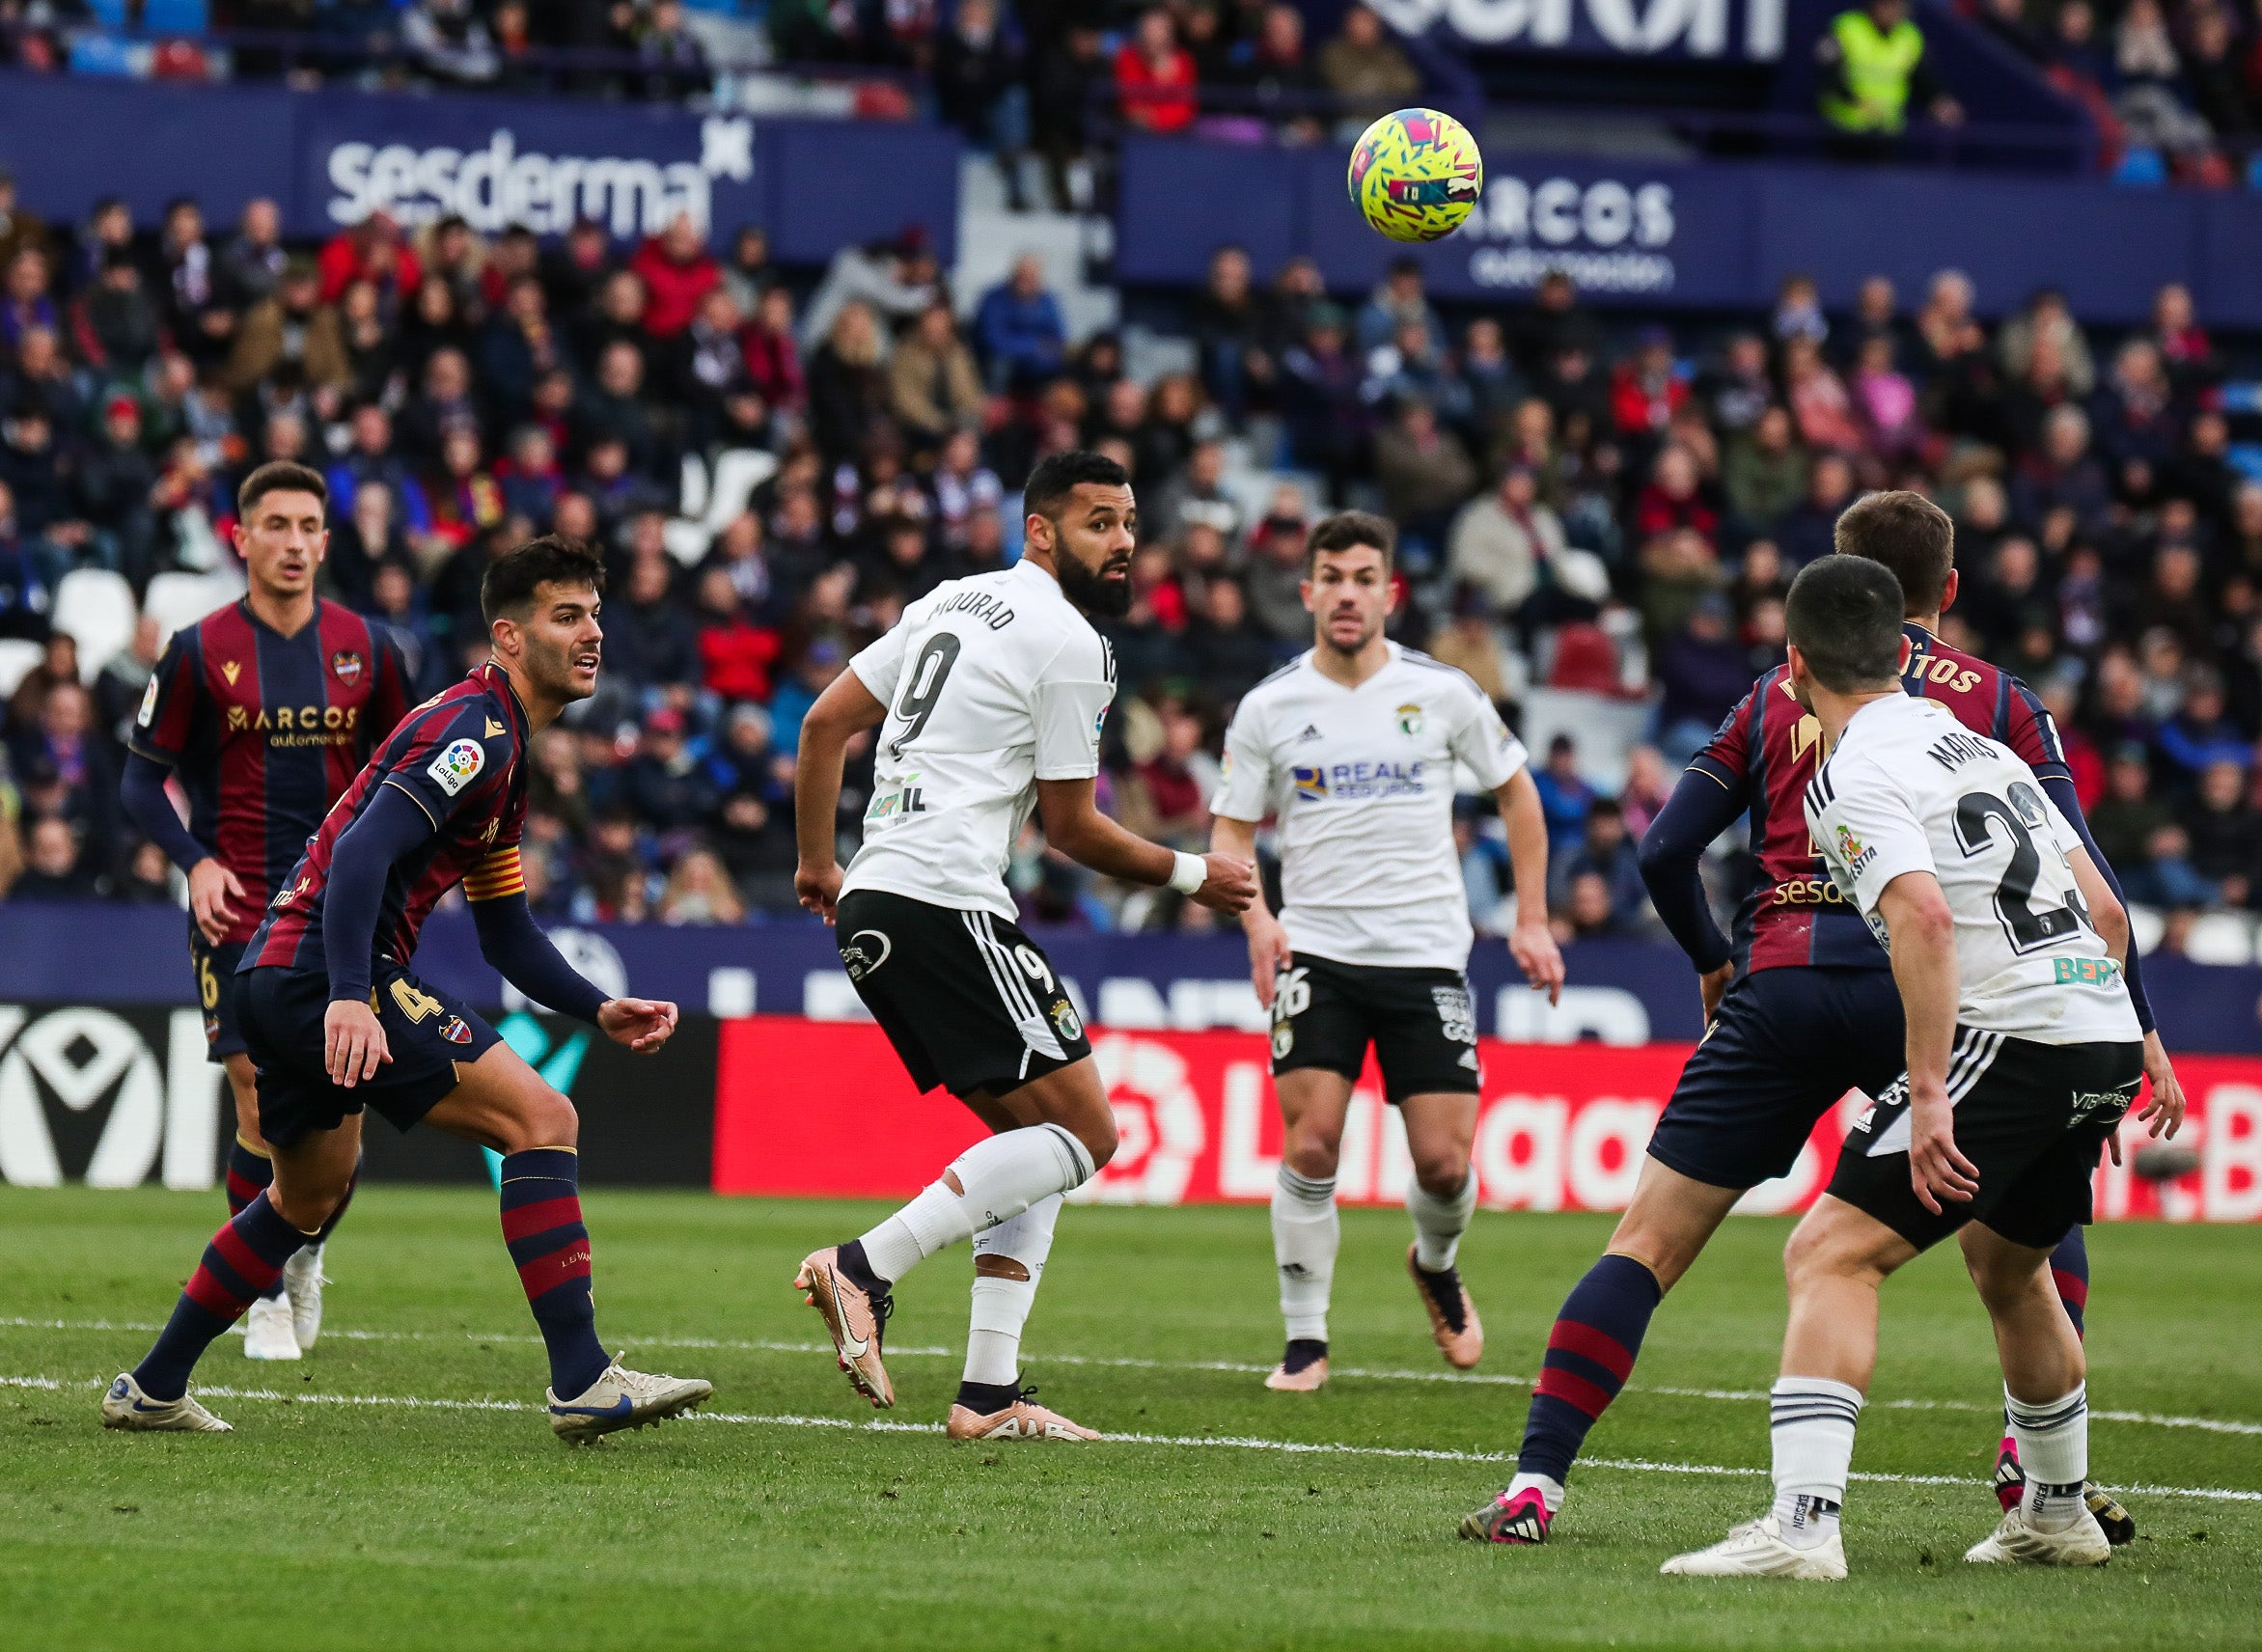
[834,888,1092,1101]
[239,963,505,1146]
[1270,952,1482,1104]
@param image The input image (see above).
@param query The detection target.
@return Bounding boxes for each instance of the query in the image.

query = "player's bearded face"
[236,490,327,599]
[515,581,605,702]
[1049,485,1137,619]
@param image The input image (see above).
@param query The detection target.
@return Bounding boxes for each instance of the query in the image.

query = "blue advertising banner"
[1364,0,1793,60]
[1115,134,2262,327]
[0,72,961,263]
[5,903,2255,1054]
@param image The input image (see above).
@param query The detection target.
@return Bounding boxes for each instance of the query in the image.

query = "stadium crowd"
[0,147,2259,948]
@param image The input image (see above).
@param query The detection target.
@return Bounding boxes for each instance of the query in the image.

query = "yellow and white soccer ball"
[1347,107,1483,243]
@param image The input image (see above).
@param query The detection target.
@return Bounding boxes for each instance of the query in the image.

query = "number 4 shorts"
[239,963,504,1147]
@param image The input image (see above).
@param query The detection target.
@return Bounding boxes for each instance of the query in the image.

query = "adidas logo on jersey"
[1296,724,1324,743]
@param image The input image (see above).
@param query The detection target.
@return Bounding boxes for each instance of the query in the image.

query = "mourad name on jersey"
[1291,758,1427,801]
[928,587,1017,631]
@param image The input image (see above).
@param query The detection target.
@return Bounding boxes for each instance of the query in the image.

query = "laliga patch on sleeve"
[136,675,159,729]
[428,736,486,796]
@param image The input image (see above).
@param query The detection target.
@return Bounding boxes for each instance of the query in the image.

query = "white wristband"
[1167,850,1207,895]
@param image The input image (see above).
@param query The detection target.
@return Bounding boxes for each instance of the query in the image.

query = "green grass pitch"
[2,1186,2255,1650]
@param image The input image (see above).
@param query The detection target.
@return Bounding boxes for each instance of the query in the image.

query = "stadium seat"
[2183,912,2257,968]
[1545,623,1621,694]
[66,35,141,75]
[143,570,236,646]
[83,0,129,24]
[1520,687,1650,793]
[2112,149,2167,186]
[53,568,138,684]
[142,0,209,29]
[662,447,778,564]
[0,638,44,699]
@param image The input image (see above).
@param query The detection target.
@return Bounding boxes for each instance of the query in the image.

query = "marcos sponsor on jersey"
[428,737,486,795]
[1291,758,1427,801]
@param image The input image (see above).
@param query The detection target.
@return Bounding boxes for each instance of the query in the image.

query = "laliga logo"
[326,116,755,238]
[1074,1033,1207,1206]
[1367,0,1785,58]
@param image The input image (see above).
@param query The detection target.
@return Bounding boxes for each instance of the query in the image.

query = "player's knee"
[499,1088,579,1154]
[1782,1213,1885,1293]
[269,1181,344,1234]
[1411,1146,1470,1198]
[1078,1110,1118,1170]
[1283,1129,1340,1181]
[1962,1247,2045,1316]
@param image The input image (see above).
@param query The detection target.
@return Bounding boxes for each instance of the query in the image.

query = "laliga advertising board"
[716,1019,2262,1222]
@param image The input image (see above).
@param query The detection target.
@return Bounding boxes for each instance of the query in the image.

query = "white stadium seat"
[0,637,44,699]
[53,568,137,684]
[142,571,238,647]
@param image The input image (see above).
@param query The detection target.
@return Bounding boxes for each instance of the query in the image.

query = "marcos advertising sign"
[1369,0,1789,59]
[717,1017,2262,1222]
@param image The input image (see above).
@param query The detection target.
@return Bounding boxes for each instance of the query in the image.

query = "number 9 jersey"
[841,560,1117,922]
[1805,694,2138,1046]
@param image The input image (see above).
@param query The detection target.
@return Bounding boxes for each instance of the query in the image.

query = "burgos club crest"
[1396,702,1423,736]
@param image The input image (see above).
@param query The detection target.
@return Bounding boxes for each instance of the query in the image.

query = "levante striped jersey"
[131,598,413,946]
[1688,620,2069,975]
[247,662,533,979]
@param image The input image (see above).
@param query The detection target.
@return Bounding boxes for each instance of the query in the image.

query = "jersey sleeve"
[128,627,204,764]
[1211,696,1276,821]
[2002,680,2070,783]
[379,701,511,829]
[848,617,913,709]
[1687,680,1761,793]
[1806,759,1937,920]
[1031,633,1115,783]
[1447,678,1530,792]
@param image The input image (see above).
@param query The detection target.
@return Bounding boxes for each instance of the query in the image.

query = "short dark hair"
[1024,450,1131,524]
[1785,555,1906,693]
[481,535,607,623]
[1833,489,1954,616]
[236,460,328,519]
[1307,509,1395,573]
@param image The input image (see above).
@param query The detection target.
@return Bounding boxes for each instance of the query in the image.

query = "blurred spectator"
[1316,4,1421,124]
[1532,733,1596,851]
[1448,464,1567,616]
[2185,757,2260,907]
[631,215,721,341]
[659,845,745,924]
[636,0,713,102]
[1814,0,1962,153]
[1117,8,1200,135]
[975,255,1068,393]
[1653,593,1753,763]
[402,0,500,87]
[10,816,98,902]
[1554,798,1648,930]
[1723,405,1809,530]
[888,302,984,448]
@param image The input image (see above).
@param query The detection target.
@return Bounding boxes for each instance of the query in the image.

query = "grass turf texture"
[1,1188,2255,1650]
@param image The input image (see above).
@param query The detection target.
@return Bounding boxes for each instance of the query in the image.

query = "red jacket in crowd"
[631,234,722,338]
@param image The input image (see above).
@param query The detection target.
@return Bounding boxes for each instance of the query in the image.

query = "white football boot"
[1660,1517,1847,1581]
[101,1373,232,1433]
[1965,1505,2111,1566]
[242,1292,301,1361]
[283,1244,327,1351]
[546,1357,713,1444]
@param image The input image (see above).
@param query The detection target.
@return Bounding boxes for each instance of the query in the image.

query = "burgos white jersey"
[1805,694,2138,1045]
[1212,645,1529,971]
[842,559,1116,922]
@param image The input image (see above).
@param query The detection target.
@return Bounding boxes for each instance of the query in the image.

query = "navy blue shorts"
[1646,966,1907,1193]
[190,932,247,1061]
[239,964,503,1148]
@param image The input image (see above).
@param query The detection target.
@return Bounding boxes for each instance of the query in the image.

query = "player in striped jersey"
[1461,492,2178,1547]
[121,461,412,1361]
[104,537,709,1442]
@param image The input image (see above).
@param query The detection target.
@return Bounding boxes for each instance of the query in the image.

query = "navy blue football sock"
[499,1149,608,1399]
[223,1139,286,1300]
[133,1194,308,1401]
[1517,1253,1664,1486]
[2049,1227,2089,1339]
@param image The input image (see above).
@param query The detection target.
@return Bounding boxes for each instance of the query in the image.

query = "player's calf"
[118,1190,316,1412]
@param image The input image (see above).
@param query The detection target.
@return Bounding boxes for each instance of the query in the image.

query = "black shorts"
[1828,1032,2142,1253]
[1270,952,1480,1104]
[239,963,504,1148]
[836,888,1091,1101]
[190,932,248,1061]
[1647,966,1907,1192]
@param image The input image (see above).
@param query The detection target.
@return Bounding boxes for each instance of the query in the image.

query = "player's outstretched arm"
[465,860,677,1054]
[792,668,889,924]
[1037,777,1256,915]
[1878,870,1977,1214]
[1496,768,1564,1006]
[1212,812,1290,1007]
[121,749,239,944]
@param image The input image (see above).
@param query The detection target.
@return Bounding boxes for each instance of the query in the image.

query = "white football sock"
[1272,1167,1338,1342]
[963,1194,1062,1389]
[1769,1377,1863,1548]
[859,1124,1094,1284]
[1408,1169,1476,1272]
[2007,1381,2089,1532]
[1505,1472,1564,1516]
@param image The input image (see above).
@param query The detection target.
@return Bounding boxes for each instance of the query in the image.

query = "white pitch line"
[10,1373,2258,1505]
[12,1314,2262,1439]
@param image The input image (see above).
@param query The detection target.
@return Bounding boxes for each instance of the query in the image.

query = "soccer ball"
[1347,107,1483,244]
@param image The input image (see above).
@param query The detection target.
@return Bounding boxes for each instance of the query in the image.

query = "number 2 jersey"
[130,598,413,945]
[1690,620,2068,974]
[1806,693,2138,1045]
[841,558,1117,922]
[246,663,532,980]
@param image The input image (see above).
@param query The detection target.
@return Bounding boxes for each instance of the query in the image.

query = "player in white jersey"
[1211,511,1564,1391]
[789,451,1257,1441]
[1664,556,2182,1583]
